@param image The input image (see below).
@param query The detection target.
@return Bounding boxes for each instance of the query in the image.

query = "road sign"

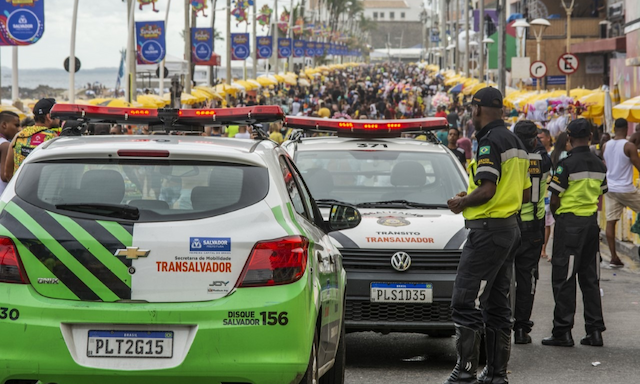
[557,53,579,75]
[64,57,81,73]
[530,61,547,78]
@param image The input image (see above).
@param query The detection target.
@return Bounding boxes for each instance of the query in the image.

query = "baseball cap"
[33,98,56,116]
[513,120,538,140]
[566,118,591,138]
[471,87,503,108]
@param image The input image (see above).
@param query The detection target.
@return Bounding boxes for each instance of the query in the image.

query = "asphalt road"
[344,242,640,383]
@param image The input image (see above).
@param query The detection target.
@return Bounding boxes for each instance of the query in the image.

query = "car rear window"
[15,159,269,222]
[295,150,467,205]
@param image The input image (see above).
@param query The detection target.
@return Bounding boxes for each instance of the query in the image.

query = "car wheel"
[300,331,319,384]
[319,322,346,384]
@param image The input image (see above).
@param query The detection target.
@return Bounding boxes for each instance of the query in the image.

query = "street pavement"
[344,242,640,383]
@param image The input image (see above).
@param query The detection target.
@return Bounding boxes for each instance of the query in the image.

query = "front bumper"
[0,278,315,384]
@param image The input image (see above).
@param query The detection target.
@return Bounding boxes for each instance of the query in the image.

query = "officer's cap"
[471,87,503,108]
[566,118,591,138]
[513,120,538,140]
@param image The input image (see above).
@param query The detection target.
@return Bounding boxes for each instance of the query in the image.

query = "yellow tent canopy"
[579,90,610,118]
[612,96,640,122]
[0,105,27,120]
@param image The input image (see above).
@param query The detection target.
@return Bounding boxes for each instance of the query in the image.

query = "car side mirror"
[327,204,361,232]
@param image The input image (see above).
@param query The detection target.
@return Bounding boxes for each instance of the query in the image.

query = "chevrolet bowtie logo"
[115,247,150,259]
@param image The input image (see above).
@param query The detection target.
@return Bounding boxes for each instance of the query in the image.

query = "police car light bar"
[51,105,285,131]
[283,116,448,138]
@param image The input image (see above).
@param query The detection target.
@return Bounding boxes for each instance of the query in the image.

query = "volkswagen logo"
[391,252,411,272]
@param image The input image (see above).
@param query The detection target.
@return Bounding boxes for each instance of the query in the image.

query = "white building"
[363,0,418,22]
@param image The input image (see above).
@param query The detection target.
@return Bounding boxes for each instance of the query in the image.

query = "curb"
[600,231,640,264]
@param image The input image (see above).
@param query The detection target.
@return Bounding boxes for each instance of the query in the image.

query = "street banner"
[230,32,250,61]
[256,36,272,59]
[192,27,219,65]
[323,43,330,55]
[278,38,292,58]
[293,39,305,58]
[305,41,315,57]
[135,21,166,64]
[0,0,45,45]
[314,42,324,57]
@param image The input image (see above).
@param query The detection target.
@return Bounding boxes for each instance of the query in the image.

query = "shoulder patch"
[556,166,563,174]
[479,146,491,155]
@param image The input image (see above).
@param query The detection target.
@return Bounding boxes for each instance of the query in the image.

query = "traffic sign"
[557,53,579,75]
[64,57,81,73]
[530,61,547,78]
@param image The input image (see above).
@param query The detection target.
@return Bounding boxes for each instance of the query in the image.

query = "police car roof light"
[50,105,286,132]
[283,116,448,138]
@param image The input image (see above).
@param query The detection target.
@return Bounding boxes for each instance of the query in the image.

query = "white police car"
[0,105,360,384]
[282,117,468,336]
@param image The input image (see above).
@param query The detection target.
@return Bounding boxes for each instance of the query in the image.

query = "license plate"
[370,283,433,303]
[87,330,174,358]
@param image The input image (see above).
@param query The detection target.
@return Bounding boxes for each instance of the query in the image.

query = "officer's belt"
[465,215,518,230]
[519,219,543,232]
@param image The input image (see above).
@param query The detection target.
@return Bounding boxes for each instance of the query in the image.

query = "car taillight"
[0,237,29,284]
[238,236,309,287]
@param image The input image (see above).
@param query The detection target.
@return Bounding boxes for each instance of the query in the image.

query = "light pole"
[482,37,494,83]
[420,9,428,62]
[561,0,575,96]
[512,18,529,58]
[530,18,550,91]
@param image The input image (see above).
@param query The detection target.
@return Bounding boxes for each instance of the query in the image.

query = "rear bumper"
[0,278,316,384]
[344,269,456,332]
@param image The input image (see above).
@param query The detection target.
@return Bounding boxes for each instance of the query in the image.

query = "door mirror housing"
[327,204,361,232]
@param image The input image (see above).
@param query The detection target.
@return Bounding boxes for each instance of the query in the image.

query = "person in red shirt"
[435,105,447,118]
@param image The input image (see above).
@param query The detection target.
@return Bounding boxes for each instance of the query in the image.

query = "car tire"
[300,331,319,384]
[319,322,346,384]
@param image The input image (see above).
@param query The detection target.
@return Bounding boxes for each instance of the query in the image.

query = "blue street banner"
[0,0,45,45]
[323,43,330,55]
[305,41,315,57]
[293,39,305,58]
[256,36,272,59]
[135,21,165,64]
[192,28,220,65]
[314,42,324,57]
[231,32,250,61]
[278,38,292,58]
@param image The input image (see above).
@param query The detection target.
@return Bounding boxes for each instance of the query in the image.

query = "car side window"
[285,157,316,223]
[279,157,308,218]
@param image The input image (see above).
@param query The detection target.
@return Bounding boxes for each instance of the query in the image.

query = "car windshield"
[15,159,269,222]
[295,150,467,207]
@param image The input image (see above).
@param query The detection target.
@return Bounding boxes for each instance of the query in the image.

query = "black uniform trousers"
[452,222,520,330]
[551,213,605,335]
[513,223,544,333]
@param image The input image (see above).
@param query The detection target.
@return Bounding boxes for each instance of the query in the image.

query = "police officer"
[542,118,607,347]
[446,87,531,384]
[512,120,552,344]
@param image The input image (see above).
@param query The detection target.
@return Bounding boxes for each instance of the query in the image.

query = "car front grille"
[340,248,460,271]
[346,300,452,323]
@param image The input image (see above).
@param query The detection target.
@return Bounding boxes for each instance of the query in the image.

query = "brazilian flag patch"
[556,166,563,174]
[479,146,491,155]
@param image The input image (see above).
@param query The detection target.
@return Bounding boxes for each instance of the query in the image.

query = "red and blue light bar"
[284,116,449,138]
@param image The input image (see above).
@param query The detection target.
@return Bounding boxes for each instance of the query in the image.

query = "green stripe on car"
[97,220,133,246]
[271,206,295,236]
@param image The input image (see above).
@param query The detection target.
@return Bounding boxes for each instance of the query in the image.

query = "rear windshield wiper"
[55,203,140,220]
[315,199,352,207]
[357,200,448,209]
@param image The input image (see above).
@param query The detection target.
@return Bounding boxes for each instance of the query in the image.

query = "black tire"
[319,322,346,384]
[300,331,319,384]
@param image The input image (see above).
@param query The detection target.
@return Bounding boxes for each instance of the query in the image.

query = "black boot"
[478,327,511,384]
[443,324,482,384]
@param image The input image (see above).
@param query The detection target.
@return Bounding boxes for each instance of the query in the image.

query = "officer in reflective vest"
[512,121,551,344]
[446,87,531,384]
[543,118,607,348]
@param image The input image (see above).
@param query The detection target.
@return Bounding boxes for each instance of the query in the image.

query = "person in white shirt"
[234,125,252,139]
[0,111,20,194]
[602,118,640,268]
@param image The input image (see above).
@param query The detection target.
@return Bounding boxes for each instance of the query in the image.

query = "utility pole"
[454,0,459,73]
[252,0,257,78]
[497,0,506,95]
[160,0,172,92]
[273,0,279,74]
[287,0,295,72]
[184,0,192,94]
[125,0,137,103]
[562,0,575,97]
[464,0,469,77]
[440,0,447,70]
[209,0,216,85]
[479,0,484,81]
[226,0,231,87]
[69,0,79,103]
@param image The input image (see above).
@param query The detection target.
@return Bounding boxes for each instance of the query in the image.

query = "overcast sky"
[1,0,283,69]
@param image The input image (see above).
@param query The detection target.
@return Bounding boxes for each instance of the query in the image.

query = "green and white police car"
[0,105,360,384]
